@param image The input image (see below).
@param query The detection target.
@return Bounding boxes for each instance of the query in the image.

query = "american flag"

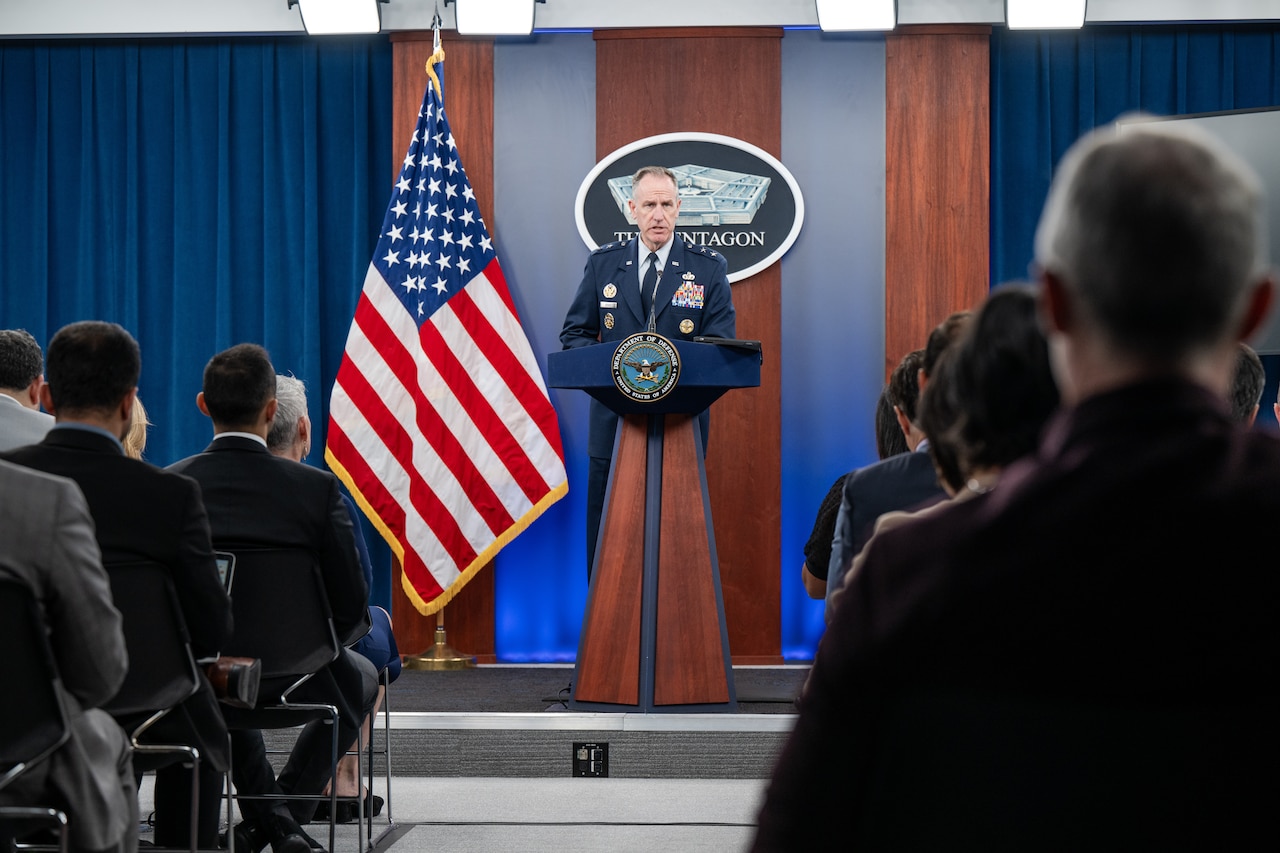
[326,44,567,616]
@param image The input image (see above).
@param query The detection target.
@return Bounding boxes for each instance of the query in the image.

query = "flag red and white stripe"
[326,45,566,615]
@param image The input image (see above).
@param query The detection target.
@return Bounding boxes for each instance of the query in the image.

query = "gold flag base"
[405,623,476,671]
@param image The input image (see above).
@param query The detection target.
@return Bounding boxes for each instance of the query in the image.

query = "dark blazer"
[3,426,233,769]
[754,380,1280,851]
[560,235,737,457]
[822,448,945,622]
[168,435,371,725]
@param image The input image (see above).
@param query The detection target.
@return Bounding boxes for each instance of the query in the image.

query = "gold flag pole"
[405,604,476,670]
[401,14,471,674]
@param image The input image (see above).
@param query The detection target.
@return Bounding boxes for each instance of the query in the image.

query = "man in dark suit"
[561,165,737,577]
[169,343,376,850]
[2,320,232,849]
[817,313,969,620]
[752,124,1280,850]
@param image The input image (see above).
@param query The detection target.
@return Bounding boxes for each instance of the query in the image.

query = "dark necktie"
[641,252,659,317]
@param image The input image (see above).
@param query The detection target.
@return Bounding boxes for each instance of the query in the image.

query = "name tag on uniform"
[599,301,618,308]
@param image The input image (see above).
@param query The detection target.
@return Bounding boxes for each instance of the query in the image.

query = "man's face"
[628,174,681,252]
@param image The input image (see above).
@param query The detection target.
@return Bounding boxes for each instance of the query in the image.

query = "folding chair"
[355,665,395,850]
[0,574,72,853]
[218,548,347,853]
[101,561,211,853]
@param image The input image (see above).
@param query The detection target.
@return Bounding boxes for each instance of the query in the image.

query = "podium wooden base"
[571,413,736,712]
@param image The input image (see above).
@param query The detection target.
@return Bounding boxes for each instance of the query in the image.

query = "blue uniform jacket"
[560,235,736,457]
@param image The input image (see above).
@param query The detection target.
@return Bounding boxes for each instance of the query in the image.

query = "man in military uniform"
[560,165,736,578]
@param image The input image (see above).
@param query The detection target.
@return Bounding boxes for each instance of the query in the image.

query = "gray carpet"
[386,665,808,714]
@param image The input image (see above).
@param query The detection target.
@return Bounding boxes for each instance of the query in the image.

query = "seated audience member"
[169,344,377,848]
[752,122,1280,850]
[821,314,970,621]
[1231,340,1265,426]
[2,321,232,849]
[829,282,1059,616]
[0,328,55,451]
[874,382,910,460]
[800,354,922,600]
[122,395,151,460]
[266,373,396,822]
[0,459,137,853]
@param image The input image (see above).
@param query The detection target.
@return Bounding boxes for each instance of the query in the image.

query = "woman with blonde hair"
[123,395,151,460]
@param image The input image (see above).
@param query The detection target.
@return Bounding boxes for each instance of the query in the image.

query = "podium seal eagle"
[612,333,680,403]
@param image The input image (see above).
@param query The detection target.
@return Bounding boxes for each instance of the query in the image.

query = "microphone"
[646,263,662,333]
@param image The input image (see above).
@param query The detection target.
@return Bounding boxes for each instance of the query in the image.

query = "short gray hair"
[1034,121,1269,361]
[267,373,308,453]
[632,165,678,190]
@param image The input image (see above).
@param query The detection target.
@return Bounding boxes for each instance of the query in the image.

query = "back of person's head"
[1231,342,1265,424]
[0,329,44,392]
[1034,121,1269,363]
[874,385,909,459]
[919,283,1059,490]
[45,321,141,415]
[201,343,275,429]
[886,349,925,424]
[267,374,308,454]
[922,312,972,380]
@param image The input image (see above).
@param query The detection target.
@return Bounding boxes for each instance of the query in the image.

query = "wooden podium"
[548,336,762,712]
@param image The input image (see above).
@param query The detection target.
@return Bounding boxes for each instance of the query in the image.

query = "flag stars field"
[326,36,567,616]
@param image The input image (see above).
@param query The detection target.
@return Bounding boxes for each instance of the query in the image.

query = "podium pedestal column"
[570,413,736,712]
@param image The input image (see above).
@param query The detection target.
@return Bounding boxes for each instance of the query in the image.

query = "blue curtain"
[0,37,396,605]
[991,24,1280,289]
[991,24,1280,431]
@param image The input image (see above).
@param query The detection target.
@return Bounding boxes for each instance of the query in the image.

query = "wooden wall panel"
[596,28,783,662]
[389,32,497,663]
[884,26,991,374]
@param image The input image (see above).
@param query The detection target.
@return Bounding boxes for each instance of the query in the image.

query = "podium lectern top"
[548,337,762,416]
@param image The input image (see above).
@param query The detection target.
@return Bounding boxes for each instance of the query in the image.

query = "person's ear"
[1236,276,1275,344]
[263,398,278,425]
[39,383,56,415]
[196,392,211,418]
[893,404,912,439]
[25,376,42,408]
[1039,269,1073,335]
[119,387,137,424]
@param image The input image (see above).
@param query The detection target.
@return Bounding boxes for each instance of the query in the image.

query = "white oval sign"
[575,132,805,283]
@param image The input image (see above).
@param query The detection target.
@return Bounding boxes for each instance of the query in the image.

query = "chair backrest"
[100,560,201,724]
[221,548,340,681]
[0,573,71,791]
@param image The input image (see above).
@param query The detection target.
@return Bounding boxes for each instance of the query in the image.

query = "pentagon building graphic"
[609,165,771,226]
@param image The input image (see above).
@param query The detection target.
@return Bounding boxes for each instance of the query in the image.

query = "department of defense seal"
[603,283,617,298]
[679,318,694,335]
[612,333,681,403]
[604,312,615,330]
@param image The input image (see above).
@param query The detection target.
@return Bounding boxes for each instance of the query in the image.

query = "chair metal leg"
[134,743,200,853]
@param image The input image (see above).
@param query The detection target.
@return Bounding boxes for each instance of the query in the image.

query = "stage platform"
[265,664,808,780]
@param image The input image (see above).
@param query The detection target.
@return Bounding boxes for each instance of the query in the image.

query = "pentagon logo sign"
[576,132,805,283]
[612,333,681,403]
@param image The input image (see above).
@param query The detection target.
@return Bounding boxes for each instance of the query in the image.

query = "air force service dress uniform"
[560,235,736,575]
